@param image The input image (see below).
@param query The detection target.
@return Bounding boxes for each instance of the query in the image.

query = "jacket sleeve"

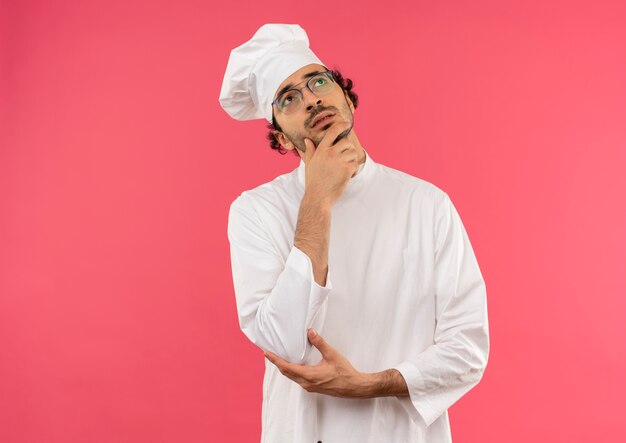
[393,191,490,427]
[227,193,332,364]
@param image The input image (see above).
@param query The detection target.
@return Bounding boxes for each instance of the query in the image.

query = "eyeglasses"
[272,70,336,115]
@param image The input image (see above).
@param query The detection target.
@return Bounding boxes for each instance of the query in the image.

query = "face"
[272,63,355,154]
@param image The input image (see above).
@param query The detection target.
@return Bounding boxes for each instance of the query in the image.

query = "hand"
[264,328,372,398]
[301,121,360,209]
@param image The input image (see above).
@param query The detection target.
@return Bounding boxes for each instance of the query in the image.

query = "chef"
[220,23,490,443]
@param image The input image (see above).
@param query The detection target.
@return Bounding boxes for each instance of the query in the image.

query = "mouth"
[311,112,335,128]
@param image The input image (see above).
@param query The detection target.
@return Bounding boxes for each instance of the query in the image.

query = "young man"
[220,23,490,443]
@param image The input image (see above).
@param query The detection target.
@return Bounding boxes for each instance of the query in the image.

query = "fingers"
[303,138,316,161]
[264,351,299,376]
[307,328,335,359]
[338,146,360,170]
[304,133,355,161]
[331,124,353,147]
[264,351,308,384]
[318,121,352,150]
[338,144,357,156]
[264,350,323,394]
[264,350,290,368]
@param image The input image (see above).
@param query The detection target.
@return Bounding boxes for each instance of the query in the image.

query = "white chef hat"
[219,24,325,123]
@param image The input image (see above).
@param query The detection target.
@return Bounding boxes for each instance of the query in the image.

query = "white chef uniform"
[227,148,490,442]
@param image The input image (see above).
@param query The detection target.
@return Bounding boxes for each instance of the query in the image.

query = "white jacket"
[227,149,490,442]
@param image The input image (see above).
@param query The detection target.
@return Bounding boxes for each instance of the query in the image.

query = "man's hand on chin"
[264,329,409,399]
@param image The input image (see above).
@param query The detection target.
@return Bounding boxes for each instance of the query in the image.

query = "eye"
[280,92,297,107]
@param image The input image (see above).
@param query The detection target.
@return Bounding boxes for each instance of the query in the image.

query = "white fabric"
[219,23,324,123]
[227,149,490,442]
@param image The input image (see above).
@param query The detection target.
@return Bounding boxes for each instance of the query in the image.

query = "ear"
[273,130,297,152]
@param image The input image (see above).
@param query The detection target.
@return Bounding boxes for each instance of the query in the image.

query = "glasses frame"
[271,70,336,114]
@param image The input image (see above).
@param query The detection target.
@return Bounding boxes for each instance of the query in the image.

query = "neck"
[346,129,366,165]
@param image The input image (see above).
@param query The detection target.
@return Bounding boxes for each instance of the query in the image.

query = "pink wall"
[2,1,625,441]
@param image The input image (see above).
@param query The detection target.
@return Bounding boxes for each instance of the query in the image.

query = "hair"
[266,68,359,155]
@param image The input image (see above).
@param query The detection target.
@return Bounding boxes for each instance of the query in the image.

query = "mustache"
[307,106,352,145]
[307,106,336,128]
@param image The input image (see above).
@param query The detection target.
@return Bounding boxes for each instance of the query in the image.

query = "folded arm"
[227,192,333,363]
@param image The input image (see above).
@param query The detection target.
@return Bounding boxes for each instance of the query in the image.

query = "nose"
[302,87,322,111]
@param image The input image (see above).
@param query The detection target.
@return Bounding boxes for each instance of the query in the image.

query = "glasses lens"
[278,90,301,114]
[309,74,333,94]
[276,73,334,114]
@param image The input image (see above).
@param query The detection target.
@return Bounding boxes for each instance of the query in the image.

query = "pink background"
[2,1,625,441]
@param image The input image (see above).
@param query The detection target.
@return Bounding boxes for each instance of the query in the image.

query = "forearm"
[294,193,331,287]
[359,369,409,398]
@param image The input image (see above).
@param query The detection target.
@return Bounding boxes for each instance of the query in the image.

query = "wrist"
[357,372,380,398]
[302,192,332,213]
